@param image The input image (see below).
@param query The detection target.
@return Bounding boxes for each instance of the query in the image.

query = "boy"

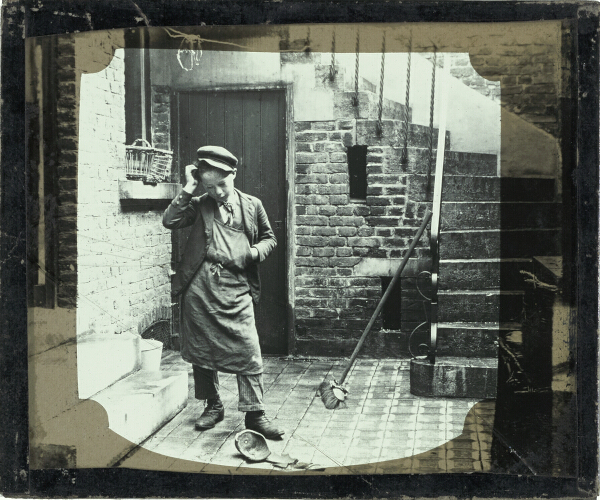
[163,145,284,440]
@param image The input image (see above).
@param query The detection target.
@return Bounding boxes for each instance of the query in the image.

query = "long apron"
[181,212,263,375]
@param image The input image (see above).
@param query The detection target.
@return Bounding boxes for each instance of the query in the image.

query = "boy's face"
[200,168,237,203]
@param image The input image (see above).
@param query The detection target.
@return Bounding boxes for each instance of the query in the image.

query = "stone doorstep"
[77,332,141,399]
[91,369,188,446]
[409,356,498,399]
[30,368,187,468]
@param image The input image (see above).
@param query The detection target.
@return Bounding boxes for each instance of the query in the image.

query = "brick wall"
[451,26,563,139]
[422,43,559,139]
[449,54,501,103]
[151,85,171,152]
[471,41,560,138]
[293,118,434,355]
[77,47,172,338]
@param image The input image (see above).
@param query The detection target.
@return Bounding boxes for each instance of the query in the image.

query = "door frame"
[170,83,296,355]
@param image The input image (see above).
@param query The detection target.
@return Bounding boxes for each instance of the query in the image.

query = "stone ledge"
[119,180,181,201]
[410,356,497,398]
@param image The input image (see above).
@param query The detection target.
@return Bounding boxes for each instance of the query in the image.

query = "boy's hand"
[183,164,199,194]
[250,247,259,261]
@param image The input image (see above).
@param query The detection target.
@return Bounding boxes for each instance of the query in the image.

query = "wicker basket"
[125,139,173,183]
[147,147,173,183]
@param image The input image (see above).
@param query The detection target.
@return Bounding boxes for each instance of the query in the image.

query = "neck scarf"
[219,201,234,225]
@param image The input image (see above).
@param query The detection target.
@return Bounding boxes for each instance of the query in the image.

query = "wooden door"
[173,89,288,354]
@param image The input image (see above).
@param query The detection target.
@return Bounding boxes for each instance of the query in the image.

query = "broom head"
[318,379,348,410]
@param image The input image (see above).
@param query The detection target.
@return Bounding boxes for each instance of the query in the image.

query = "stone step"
[77,333,141,399]
[408,123,452,150]
[438,290,524,323]
[355,120,451,149]
[437,322,519,358]
[410,356,498,398]
[314,63,348,89]
[411,175,556,202]
[439,229,561,259]
[375,148,497,176]
[401,257,532,290]
[438,258,532,290]
[391,320,518,357]
[399,290,524,324]
[406,149,498,176]
[441,202,561,231]
[90,369,188,446]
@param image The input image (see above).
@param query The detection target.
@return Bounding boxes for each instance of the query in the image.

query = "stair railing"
[428,54,450,364]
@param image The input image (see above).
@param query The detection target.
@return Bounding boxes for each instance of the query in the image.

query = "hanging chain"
[376,31,386,136]
[426,48,437,194]
[352,31,360,107]
[329,30,337,81]
[400,39,412,166]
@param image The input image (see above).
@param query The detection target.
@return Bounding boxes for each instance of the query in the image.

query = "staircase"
[315,59,562,398]
[409,153,562,398]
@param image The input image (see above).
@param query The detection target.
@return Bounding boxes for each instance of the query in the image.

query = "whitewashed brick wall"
[77,48,172,338]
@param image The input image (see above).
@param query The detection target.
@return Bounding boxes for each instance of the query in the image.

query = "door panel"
[242,97,262,195]
[175,89,288,354]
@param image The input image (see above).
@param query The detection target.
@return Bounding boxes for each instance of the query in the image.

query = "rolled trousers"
[192,365,264,412]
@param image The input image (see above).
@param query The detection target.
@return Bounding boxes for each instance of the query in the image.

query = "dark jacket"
[162,188,277,303]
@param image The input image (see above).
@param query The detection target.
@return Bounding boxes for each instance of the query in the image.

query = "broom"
[318,209,433,409]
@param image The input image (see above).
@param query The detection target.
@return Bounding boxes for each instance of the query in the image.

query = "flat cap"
[196,145,238,173]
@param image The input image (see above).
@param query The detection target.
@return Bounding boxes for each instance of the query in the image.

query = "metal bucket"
[140,339,163,371]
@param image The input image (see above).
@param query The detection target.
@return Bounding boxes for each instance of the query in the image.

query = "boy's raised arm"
[163,164,201,230]
[162,190,198,229]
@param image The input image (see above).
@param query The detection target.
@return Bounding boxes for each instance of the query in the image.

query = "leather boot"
[195,398,224,430]
[245,411,285,440]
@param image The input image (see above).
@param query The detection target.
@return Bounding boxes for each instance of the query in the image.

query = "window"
[381,276,402,330]
[347,145,367,200]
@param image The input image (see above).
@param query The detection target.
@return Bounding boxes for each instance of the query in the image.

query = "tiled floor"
[119,352,495,474]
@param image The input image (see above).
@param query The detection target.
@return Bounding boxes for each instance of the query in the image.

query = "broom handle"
[338,209,432,385]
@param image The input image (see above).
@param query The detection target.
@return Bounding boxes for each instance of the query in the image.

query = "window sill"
[119,180,181,201]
